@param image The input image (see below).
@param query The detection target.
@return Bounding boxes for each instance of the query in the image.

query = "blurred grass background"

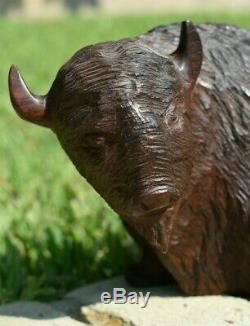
[0,13,249,303]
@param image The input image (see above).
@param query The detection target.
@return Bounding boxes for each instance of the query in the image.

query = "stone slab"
[66,276,250,326]
[1,277,250,326]
[0,301,87,326]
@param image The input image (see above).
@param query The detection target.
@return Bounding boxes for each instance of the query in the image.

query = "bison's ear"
[171,21,202,92]
[8,65,50,128]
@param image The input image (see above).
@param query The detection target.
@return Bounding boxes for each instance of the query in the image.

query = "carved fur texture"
[9,22,250,295]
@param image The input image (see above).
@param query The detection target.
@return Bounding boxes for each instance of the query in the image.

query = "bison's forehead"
[48,41,188,132]
[60,41,180,98]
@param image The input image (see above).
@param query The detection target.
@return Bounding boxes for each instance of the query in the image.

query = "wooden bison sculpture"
[9,21,250,295]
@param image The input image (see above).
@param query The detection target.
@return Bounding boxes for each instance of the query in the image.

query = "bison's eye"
[91,134,106,146]
[81,132,115,162]
[82,133,106,149]
[168,114,178,124]
[81,133,107,163]
[163,103,180,126]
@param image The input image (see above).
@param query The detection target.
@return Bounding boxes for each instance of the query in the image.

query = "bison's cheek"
[78,166,131,215]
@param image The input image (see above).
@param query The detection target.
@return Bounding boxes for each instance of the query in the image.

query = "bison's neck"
[156,171,250,295]
[160,81,250,294]
[139,23,250,294]
[190,81,250,218]
[141,23,250,216]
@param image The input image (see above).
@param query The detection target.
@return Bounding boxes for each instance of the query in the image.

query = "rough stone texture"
[82,292,250,326]
[0,277,250,326]
[66,277,250,326]
[0,301,87,326]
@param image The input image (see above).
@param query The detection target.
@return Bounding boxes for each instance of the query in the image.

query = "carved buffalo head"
[9,21,202,252]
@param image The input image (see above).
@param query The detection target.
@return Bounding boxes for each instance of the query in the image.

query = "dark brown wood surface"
[9,21,250,295]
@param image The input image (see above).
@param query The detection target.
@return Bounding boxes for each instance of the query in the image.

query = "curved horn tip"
[9,65,24,92]
[178,21,197,47]
[9,64,19,79]
[8,65,49,127]
[181,20,193,26]
[171,20,202,92]
[180,20,195,30]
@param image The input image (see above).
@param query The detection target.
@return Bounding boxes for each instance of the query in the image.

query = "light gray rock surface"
[66,277,250,326]
[0,301,87,326]
[82,290,250,326]
[0,276,250,326]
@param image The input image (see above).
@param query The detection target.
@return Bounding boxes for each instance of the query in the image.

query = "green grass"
[0,13,249,303]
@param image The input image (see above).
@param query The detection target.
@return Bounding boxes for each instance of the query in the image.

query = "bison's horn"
[171,21,202,92]
[9,65,50,127]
